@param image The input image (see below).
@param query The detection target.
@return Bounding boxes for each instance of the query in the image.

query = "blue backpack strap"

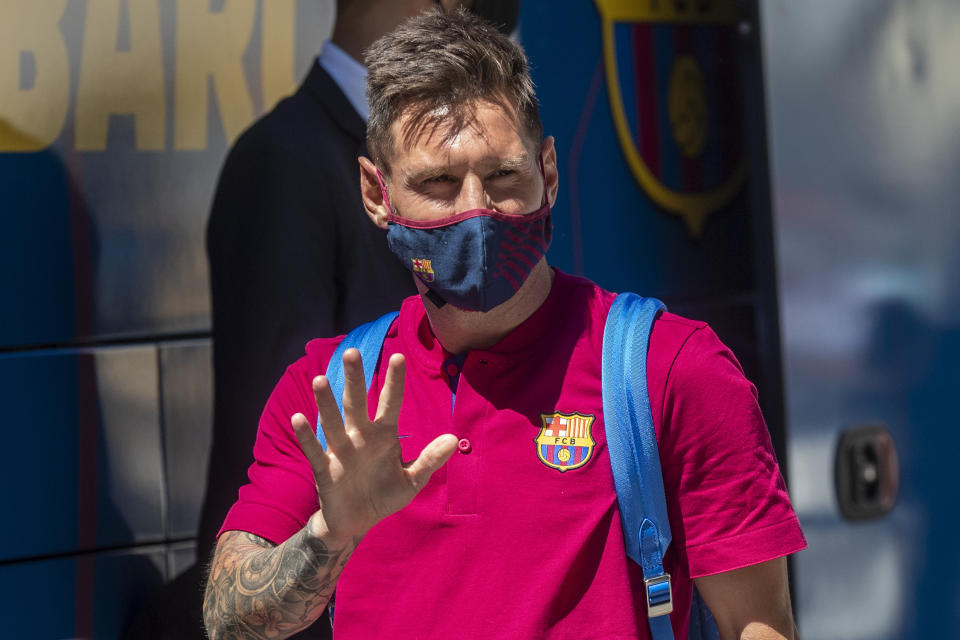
[312,311,398,627]
[315,311,399,449]
[602,293,674,640]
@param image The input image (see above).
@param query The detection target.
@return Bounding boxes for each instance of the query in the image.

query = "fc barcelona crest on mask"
[536,412,596,472]
[594,0,746,235]
[411,257,435,282]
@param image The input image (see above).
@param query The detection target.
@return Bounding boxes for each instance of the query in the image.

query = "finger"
[374,353,405,425]
[341,348,370,430]
[313,375,350,451]
[291,412,330,479]
[404,434,459,491]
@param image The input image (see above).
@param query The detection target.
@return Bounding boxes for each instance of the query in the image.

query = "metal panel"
[0,349,85,561]
[0,149,78,348]
[94,344,166,547]
[92,546,168,639]
[0,555,79,638]
[160,339,213,539]
[167,540,199,581]
[0,345,164,561]
[0,547,166,639]
[762,1,960,637]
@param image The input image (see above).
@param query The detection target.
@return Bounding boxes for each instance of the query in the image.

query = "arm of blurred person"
[203,353,457,640]
[694,557,799,640]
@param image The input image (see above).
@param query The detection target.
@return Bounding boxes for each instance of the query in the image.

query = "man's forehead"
[387,99,535,166]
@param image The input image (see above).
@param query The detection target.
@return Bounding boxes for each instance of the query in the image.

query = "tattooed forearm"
[203,528,358,640]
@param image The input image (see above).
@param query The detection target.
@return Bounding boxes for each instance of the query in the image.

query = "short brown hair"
[364,9,542,172]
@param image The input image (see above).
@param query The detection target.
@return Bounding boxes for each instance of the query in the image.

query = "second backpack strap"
[602,293,674,640]
[315,311,399,449]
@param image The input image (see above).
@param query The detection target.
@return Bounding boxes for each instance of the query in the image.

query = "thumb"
[404,434,459,491]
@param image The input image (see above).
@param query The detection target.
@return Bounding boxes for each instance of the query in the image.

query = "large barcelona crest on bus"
[595,0,746,235]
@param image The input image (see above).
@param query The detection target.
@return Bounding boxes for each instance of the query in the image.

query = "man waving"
[203,10,805,640]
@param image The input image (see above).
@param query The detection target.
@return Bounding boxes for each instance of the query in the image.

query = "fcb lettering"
[535,412,596,472]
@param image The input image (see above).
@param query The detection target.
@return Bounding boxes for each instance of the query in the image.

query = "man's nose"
[456,174,490,211]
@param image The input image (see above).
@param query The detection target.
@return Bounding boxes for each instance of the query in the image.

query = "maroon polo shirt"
[220,269,806,639]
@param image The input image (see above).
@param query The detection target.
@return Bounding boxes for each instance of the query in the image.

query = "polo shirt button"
[445,363,459,376]
[457,438,472,454]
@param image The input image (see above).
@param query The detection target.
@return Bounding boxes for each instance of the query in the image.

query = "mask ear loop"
[375,169,394,216]
[538,154,550,209]
[537,153,553,243]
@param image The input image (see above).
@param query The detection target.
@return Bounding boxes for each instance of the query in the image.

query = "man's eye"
[425,175,453,184]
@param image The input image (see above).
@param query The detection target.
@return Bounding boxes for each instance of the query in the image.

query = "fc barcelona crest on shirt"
[594,0,746,236]
[411,257,435,282]
[536,412,596,473]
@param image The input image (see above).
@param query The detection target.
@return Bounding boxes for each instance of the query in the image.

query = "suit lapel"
[300,62,367,144]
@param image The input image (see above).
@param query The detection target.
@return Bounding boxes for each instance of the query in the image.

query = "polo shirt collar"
[317,40,369,122]
[399,268,574,370]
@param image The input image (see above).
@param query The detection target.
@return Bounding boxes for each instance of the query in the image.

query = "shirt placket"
[442,353,480,516]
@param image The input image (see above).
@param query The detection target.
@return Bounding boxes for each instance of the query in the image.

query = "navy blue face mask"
[378,162,552,312]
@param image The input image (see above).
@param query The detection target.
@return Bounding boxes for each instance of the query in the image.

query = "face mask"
[379,160,552,312]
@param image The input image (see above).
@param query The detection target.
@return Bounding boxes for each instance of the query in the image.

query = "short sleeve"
[652,320,806,578]
[218,338,341,545]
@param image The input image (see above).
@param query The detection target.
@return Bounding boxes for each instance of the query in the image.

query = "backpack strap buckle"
[645,573,674,618]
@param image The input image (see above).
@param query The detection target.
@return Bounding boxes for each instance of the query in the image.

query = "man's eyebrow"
[496,154,531,172]
[404,166,449,186]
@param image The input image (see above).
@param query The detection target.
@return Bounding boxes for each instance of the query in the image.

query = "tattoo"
[203,529,357,640]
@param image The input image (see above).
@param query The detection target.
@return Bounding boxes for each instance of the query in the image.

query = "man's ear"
[539,136,559,208]
[358,156,390,229]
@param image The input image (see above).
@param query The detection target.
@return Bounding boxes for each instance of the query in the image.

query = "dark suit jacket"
[198,62,416,638]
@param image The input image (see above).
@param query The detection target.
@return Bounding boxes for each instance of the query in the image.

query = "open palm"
[290,348,457,542]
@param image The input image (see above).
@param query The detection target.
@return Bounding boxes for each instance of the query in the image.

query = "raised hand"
[290,348,458,543]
